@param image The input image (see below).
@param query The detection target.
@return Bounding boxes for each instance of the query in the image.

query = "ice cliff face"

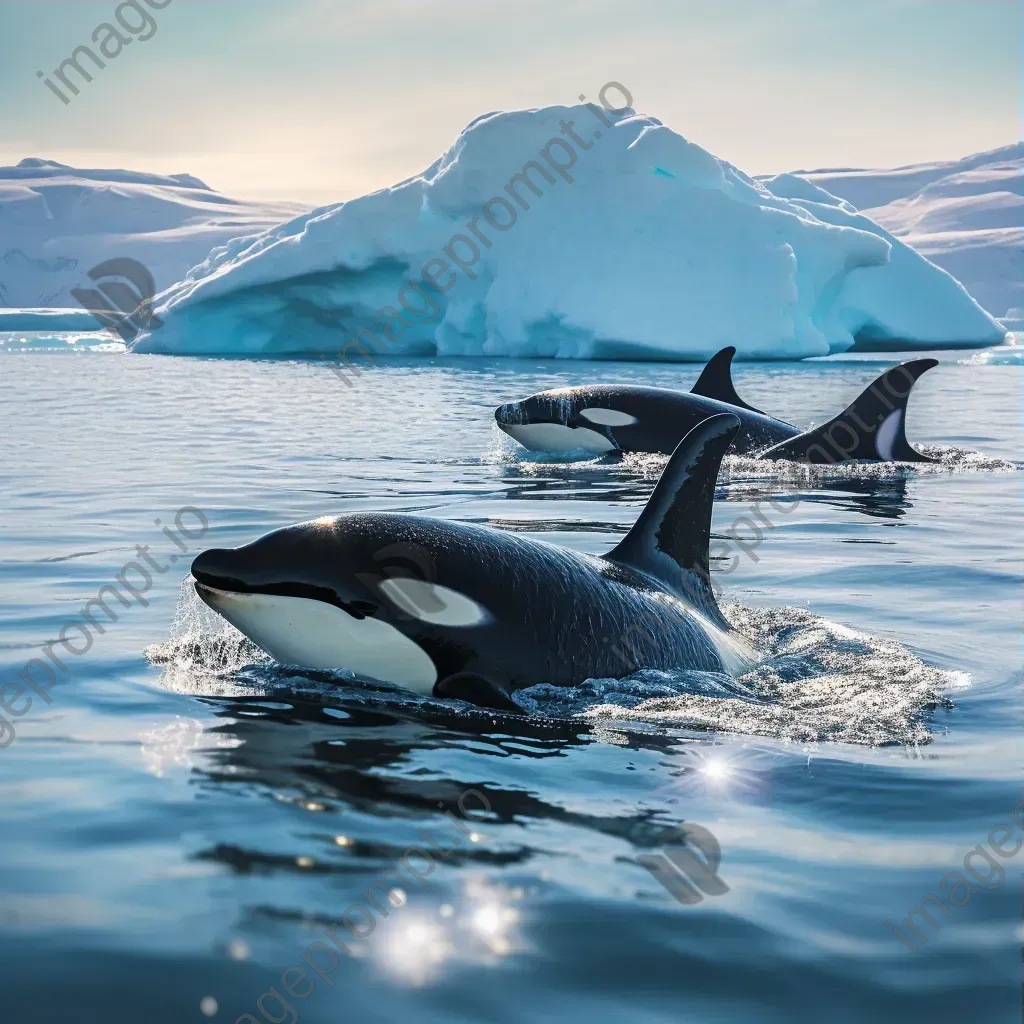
[132,105,1005,359]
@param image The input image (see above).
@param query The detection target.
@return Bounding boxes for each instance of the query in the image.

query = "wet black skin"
[191,513,726,704]
[495,385,797,456]
[192,415,749,712]
[495,358,939,463]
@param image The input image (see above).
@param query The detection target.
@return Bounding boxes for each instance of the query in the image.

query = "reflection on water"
[721,476,914,522]
[494,441,1018,529]
[0,352,1020,1023]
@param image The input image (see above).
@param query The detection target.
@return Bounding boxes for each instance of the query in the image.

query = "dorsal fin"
[605,413,740,613]
[690,346,765,414]
[759,359,938,464]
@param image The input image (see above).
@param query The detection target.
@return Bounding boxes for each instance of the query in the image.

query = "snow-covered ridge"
[784,144,1024,318]
[0,159,309,308]
[784,143,1023,211]
[132,105,1004,360]
[3,158,211,191]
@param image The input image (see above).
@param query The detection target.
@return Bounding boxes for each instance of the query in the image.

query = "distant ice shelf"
[0,159,309,310]
[788,142,1024,321]
[0,308,102,331]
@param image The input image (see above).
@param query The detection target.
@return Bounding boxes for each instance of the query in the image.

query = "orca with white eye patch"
[192,414,759,712]
[495,347,939,464]
[580,407,638,427]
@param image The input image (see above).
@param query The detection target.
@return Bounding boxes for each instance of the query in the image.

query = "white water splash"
[0,331,123,353]
[517,603,967,747]
[621,444,1021,481]
[150,581,966,747]
[145,577,272,698]
[489,435,1019,478]
[959,344,1022,366]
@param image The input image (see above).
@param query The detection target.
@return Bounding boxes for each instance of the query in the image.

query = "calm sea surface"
[0,343,1021,1023]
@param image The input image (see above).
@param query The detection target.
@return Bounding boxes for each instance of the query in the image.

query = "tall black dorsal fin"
[605,413,740,610]
[690,346,765,414]
[759,359,938,464]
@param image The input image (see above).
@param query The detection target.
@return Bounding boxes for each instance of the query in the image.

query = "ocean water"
[0,342,1021,1023]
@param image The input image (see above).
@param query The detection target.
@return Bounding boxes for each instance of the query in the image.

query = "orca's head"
[494,386,642,453]
[190,515,491,694]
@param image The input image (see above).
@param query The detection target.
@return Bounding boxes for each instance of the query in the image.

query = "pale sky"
[0,0,1019,206]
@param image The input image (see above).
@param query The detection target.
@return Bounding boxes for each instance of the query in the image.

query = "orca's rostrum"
[191,414,756,712]
[495,346,939,463]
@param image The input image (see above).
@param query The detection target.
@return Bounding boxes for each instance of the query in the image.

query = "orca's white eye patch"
[378,578,491,627]
[580,407,637,427]
[875,409,903,461]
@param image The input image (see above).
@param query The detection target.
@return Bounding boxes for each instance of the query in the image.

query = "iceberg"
[132,105,1005,360]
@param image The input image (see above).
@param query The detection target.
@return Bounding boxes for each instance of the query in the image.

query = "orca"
[689,345,767,415]
[494,349,939,464]
[191,414,758,713]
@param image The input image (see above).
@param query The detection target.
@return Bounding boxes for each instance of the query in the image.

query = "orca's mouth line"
[497,414,569,429]
[494,403,523,426]
[192,573,377,619]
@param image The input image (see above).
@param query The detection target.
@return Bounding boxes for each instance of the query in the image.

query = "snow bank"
[132,106,1004,359]
[788,144,1024,318]
[0,159,308,308]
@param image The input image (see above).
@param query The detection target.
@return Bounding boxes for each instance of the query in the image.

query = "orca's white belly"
[499,422,617,453]
[195,585,438,693]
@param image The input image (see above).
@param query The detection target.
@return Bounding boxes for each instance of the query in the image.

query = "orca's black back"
[572,385,798,455]
[333,513,728,691]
